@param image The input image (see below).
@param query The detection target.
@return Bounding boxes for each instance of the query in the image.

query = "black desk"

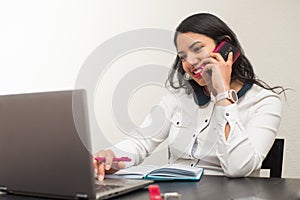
[1,175,300,200]
[117,175,300,200]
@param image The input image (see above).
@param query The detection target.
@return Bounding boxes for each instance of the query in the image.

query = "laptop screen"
[0,90,96,199]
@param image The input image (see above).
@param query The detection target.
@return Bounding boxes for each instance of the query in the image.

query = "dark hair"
[167,13,286,95]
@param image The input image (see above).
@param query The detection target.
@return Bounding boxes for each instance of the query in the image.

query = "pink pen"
[95,157,132,162]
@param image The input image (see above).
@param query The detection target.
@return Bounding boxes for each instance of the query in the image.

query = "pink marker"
[95,157,132,162]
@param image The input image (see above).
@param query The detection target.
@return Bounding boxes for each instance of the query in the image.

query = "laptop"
[0,90,153,199]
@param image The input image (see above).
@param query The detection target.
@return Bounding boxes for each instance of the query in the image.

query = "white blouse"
[111,84,282,177]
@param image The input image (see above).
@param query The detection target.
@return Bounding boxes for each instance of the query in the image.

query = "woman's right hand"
[93,149,125,181]
[201,52,233,94]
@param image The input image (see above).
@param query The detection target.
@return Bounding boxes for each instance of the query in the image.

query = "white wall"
[0,0,299,178]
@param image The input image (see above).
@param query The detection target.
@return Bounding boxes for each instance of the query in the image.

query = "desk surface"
[119,175,300,200]
[1,175,300,200]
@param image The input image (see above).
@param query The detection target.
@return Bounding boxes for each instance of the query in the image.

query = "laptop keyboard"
[95,184,123,193]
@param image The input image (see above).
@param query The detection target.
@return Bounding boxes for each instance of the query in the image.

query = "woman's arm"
[214,92,282,177]
[109,93,180,167]
[94,94,178,180]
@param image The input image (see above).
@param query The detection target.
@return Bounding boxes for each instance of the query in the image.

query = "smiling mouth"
[192,64,205,78]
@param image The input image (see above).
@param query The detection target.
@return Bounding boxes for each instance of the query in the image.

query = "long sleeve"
[107,85,283,177]
[110,93,180,167]
[214,91,282,177]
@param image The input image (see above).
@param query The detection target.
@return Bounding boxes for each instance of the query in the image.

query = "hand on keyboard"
[93,149,126,181]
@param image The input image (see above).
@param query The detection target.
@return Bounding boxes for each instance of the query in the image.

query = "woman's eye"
[193,46,202,53]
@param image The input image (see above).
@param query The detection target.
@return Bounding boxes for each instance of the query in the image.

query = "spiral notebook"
[106,164,204,181]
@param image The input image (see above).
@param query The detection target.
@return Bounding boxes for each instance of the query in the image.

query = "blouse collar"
[192,82,253,106]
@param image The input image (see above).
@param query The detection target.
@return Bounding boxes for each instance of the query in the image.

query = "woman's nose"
[186,54,199,66]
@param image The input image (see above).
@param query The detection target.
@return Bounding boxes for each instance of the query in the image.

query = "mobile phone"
[213,40,241,63]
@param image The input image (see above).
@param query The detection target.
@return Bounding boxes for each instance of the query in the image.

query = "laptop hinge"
[0,187,8,193]
[75,193,88,199]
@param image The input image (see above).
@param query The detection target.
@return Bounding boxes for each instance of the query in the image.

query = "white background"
[0,0,299,178]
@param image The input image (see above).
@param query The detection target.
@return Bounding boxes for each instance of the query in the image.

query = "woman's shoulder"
[247,84,280,98]
[163,87,192,100]
[242,83,282,107]
[160,87,194,109]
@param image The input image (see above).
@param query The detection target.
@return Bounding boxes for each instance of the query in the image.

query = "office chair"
[261,138,284,178]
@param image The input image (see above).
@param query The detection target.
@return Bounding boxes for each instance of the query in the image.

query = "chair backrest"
[261,138,284,178]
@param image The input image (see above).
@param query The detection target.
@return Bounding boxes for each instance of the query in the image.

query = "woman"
[94,13,284,180]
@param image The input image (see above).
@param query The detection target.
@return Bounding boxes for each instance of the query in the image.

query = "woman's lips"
[194,73,201,78]
[192,64,206,78]
[194,68,202,74]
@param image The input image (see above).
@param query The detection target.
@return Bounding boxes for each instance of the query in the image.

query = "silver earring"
[183,72,192,81]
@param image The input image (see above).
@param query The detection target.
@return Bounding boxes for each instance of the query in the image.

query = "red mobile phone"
[213,40,241,63]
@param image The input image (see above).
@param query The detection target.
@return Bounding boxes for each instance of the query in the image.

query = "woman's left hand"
[200,52,233,94]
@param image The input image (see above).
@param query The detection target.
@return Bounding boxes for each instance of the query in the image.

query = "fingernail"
[105,164,110,170]
[98,175,103,181]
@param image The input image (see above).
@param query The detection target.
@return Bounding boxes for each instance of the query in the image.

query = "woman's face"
[176,32,216,86]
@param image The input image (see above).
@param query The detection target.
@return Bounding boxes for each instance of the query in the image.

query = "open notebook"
[106,164,204,181]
